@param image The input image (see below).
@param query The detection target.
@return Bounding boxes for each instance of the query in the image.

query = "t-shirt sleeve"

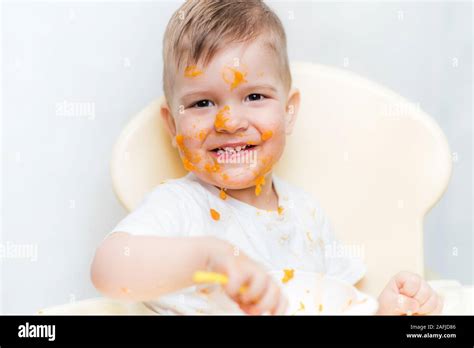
[316,203,367,285]
[105,183,197,240]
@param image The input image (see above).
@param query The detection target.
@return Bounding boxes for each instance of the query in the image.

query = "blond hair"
[163,0,291,104]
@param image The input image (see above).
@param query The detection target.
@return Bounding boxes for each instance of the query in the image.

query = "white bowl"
[269,270,379,315]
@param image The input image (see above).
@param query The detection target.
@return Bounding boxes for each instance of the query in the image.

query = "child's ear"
[284,87,300,135]
[160,99,178,147]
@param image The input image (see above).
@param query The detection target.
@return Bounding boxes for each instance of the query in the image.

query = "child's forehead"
[174,41,283,93]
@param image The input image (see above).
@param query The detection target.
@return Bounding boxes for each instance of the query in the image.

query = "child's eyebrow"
[241,83,278,94]
[179,90,214,102]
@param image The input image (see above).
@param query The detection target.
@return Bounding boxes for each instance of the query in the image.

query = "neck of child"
[225,173,279,211]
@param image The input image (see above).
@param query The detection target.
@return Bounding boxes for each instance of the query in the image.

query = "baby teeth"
[216,144,250,154]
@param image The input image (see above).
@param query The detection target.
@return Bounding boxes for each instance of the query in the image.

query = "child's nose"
[215,108,249,134]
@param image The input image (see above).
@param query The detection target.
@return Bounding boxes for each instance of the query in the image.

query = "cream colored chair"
[38,61,452,314]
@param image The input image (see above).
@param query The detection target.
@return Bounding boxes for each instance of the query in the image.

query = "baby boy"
[91,0,443,315]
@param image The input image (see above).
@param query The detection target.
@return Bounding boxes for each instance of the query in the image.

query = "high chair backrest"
[111,62,452,296]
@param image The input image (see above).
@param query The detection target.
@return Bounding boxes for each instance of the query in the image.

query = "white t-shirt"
[108,172,366,314]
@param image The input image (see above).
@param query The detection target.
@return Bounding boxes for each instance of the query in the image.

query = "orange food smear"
[210,208,220,221]
[214,105,230,129]
[222,173,229,181]
[198,130,207,141]
[182,157,195,171]
[120,287,131,294]
[184,65,203,78]
[219,189,227,200]
[277,206,284,215]
[205,162,220,173]
[261,130,273,141]
[176,134,201,170]
[281,268,294,283]
[175,134,185,149]
[253,156,274,196]
[222,67,247,90]
[254,175,266,196]
[298,302,305,311]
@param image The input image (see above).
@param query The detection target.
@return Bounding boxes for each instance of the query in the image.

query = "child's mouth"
[209,143,257,158]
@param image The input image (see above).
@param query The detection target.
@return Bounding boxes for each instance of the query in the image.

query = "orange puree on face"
[175,134,201,171]
[198,129,207,141]
[175,134,185,149]
[214,105,230,129]
[254,175,265,196]
[182,157,195,171]
[222,67,247,91]
[205,162,220,173]
[210,208,220,221]
[261,130,273,141]
[184,65,203,78]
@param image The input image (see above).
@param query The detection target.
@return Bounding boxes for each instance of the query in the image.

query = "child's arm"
[90,232,288,315]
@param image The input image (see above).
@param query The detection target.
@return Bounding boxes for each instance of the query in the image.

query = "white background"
[1,0,472,314]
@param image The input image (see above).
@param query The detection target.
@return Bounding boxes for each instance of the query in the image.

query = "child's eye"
[245,93,266,102]
[191,100,214,108]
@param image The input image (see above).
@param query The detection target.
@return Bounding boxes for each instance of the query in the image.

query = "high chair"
[38,61,453,314]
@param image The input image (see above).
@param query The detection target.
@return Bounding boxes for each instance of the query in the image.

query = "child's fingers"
[395,294,420,315]
[224,268,250,299]
[418,293,441,315]
[240,273,269,305]
[413,281,433,306]
[395,272,422,298]
[272,292,289,315]
[432,295,444,315]
[255,282,279,314]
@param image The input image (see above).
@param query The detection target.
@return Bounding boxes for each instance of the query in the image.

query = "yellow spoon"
[193,271,248,294]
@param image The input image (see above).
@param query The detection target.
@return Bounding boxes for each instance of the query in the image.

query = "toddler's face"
[163,38,299,192]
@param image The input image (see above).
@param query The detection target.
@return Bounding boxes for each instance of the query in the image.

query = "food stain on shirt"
[281,268,294,283]
[279,234,289,245]
[214,105,231,129]
[184,65,203,78]
[210,208,220,221]
[277,206,284,215]
[222,67,247,90]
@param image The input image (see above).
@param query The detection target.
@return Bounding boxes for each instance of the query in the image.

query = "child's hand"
[377,271,443,315]
[206,238,288,315]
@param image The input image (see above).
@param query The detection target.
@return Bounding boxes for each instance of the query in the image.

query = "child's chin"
[208,167,260,190]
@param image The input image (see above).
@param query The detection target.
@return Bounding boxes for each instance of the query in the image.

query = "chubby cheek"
[174,121,210,172]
